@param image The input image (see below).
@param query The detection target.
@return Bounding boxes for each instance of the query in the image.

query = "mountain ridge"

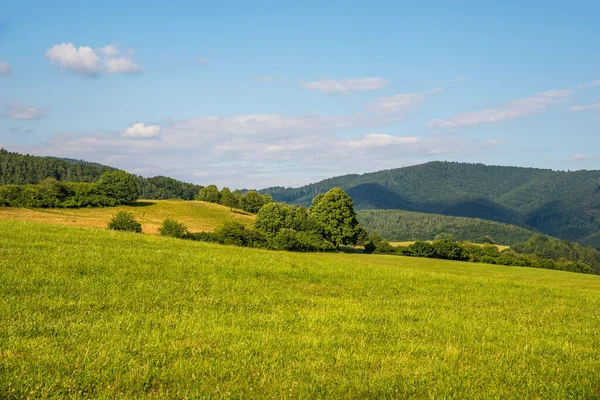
[261,161,600,247]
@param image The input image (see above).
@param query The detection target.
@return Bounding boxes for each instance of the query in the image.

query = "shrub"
[107,211,142,233]
[159,218,188,238]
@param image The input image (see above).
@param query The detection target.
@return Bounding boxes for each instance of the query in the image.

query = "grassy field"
[1,220,600,398]
[0,200,255,235]
[390,241,511,251]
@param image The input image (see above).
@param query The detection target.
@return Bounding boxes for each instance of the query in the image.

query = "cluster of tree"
[367,235,596,275]
[357,209,535,245]
[0,148,115,185]
[0,171,138,208]
[163,188,364,252]
[0,148,203,201]
[262,161,600,249]
[136,176,203,200]
[511,234,600,275]
[197,185,273,214]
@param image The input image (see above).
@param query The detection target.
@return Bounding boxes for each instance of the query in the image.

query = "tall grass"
[1,220,599,398]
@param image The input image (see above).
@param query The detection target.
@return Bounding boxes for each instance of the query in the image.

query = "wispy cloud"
[46,43,142,76]
[368,93,427,116]
[302,77,389,95]
[577,80,600,90]
[428,89,573,128]
[3,102,45,121]
[196,58,208,65]
[0,60,12,76]
[570,103,600,112]
[12,88,464,187]
[570,153,589,161]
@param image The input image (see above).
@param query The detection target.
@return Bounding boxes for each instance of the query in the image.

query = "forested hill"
[262,162,600,248]
[0,149,203,200]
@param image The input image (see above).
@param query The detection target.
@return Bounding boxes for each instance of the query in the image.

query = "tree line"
[0,148,202,201]
[0,172,139,208]
[196,184,274,214]
[366,234,597,275]
[356,209,535,245]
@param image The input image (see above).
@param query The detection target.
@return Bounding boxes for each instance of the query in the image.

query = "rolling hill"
[357,209,537,245]
[0,199,255,235]
[262,162,600,248]
[1,220,599,398]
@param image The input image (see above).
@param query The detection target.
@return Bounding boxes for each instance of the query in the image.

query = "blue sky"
[1,0,599,188]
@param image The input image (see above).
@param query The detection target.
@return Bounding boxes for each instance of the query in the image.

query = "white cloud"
[8,87,449,187]
[97,45,119,56]
[570,153,588,161]
[121,123,161,139]
[104,57,142,74]
[196,58,208,64]
[577,80,600,90]
[46,43,143,76]
[0,60,12,76]
[428,89,573,128]
[368,93,426,115]
[570,103,600,112]
[302,77,389,95]
[255,76,285,83]
[347,134,421,148]
[4,103,45,120]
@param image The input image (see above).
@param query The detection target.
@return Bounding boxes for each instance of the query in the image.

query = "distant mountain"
[262,162,600,248]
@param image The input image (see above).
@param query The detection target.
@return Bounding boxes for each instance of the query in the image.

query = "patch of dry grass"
[0,200,255,235]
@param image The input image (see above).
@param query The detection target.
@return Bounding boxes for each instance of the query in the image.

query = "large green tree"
[197,184,220,203]
[96,171,139,204]
[309,187,361,248]
[220,187,237,210]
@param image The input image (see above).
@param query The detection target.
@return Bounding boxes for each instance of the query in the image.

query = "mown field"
[1,220,600,398]
[0,200,255,235]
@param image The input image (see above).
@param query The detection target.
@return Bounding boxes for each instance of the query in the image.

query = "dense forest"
[262,161,600,248]
[0,149,202,200]
[357,210,536,245]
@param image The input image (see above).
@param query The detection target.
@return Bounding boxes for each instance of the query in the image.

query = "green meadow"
[1,219,600,398]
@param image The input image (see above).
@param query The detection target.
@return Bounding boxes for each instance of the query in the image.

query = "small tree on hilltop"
[309,187,361,249]
[220,187,237,210]
[197,184,220,203]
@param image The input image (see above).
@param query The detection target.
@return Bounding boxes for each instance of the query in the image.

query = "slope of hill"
[263,162,600,247]
[0,148,203,200]
[357,209,536,245]
[0,199,254,235]
[1,220,599,398]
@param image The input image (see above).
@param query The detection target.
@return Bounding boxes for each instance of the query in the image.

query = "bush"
[107,211,142,233]
[159,218,188,238]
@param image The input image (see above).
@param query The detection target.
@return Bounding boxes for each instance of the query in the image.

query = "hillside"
[0,148,203,200]
[357,209,536,245]
[0,200,254,235]
[1,220,600,398]
[263,162,600,247]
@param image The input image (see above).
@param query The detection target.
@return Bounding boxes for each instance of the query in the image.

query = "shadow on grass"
[232,209,254,216]
[339,245,365,254]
